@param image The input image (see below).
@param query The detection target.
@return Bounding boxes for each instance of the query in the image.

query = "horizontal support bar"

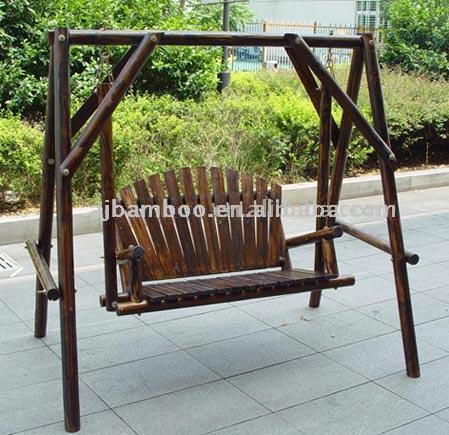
[48,30,363,48]
[286,226,343,248]
[25,240,60,301]
[336,220,419,265]
[113,275,355,315]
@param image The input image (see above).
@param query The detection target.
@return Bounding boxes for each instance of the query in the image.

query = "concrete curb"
[1,167,448,245]
[282,167,449,206]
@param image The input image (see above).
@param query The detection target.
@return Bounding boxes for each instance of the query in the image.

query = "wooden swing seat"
[102,167,355,315]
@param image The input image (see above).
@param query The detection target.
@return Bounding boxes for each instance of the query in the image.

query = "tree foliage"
[0,0,252,118]
[381,0,449,78]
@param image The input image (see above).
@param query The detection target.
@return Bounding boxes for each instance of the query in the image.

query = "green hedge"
[2,69,449,208]
[0,117,43,204]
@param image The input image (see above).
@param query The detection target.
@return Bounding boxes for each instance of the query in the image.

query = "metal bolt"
[369,39,375,46]
[48,158,55,165]
[295,37,302,45]
[62,168,70,176]
[58,34,66,42]
[150,34,158,43]
[389,154,396,161]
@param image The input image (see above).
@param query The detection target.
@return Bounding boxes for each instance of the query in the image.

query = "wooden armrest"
[117,245,145,261]
[117,245,144,302]
[26,240,60,301]
[286,226,343,248]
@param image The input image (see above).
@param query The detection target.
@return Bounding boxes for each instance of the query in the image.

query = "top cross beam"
[48,30,363,48]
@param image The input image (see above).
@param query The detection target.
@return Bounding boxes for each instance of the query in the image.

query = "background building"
[248,0,382,28]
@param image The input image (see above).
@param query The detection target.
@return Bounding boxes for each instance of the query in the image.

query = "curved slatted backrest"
[116,167,284,281]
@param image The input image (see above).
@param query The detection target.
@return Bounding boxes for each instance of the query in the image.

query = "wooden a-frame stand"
[31,28,420,432]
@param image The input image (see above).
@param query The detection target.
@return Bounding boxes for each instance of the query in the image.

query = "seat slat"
[180,168,211,274]
[226,169,244,270]
[141,269,343,304]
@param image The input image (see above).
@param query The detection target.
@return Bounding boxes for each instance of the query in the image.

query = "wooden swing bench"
[98,167,354,316]
[28,28,421,432]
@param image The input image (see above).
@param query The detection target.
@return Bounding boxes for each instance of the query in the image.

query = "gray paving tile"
[76,266,105,286]
[416,317,449,352]
[0,300,21,326]
[406,242,449,267]
[0,321,43,355]
[324,275,397,308]
[332,239,380,261]
[212,414,299,434]
[384,415,449,435]
[187,329,315,377]
[359,292,449,329]
[344,253,393,276]
[403,264,449,292]
[5,284,102,322]
[404,230,445,248]
[278,383,427,435]
[51,326,178,373]
[425,286,449,304]
[140,302,232,325]
[0,379,107,434]
[436,407,449,423]
[238,293,349,328]
[115,380,268,435]
[33,306,141,346]
[17,410,135,435]
[378,356,449,412]
[82,350,220,407]
[279,309,395,352]
[334,260,374,280]
[0,275,35,301]
[324,331,447,380]
[228,353,365,411]
[0,347,61,391]
[152,307,268,348]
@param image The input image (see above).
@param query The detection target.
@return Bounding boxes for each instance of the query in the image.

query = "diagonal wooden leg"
[309,87,332,307]
[35,48,56,338]
[310,47,365,307]
[363,33,419,378]
[54,28,81,431]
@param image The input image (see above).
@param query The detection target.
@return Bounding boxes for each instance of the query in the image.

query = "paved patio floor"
[1,187,449,434]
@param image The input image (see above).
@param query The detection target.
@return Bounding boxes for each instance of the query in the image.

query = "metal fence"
[230,21,381,71]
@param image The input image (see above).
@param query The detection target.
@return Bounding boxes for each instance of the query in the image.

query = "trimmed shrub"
[2,69,449,208]
[0,117,43,205]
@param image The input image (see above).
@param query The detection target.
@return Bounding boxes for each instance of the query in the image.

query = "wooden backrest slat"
[196,167,222,272]
[242,173,257,269]
[164,170,198,274]
[119,186,163,278]
[226,168,244,270]
[179,168,211,274]
[149,174,187,276]
[210,167,233,271]
[256,177,269,267]
[268,183,282,266]
[115,167,283,283]
[134,179,177,277]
